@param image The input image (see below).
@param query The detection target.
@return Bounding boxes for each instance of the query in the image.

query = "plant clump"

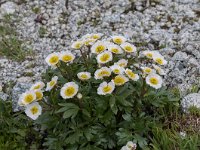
[17,33,180,149]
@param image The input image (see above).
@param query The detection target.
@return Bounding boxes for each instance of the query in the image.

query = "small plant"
[0,15,31,61]
[17,33,179,149]
[32,7,41,14]
[188,106,200,117]
[0,100,41,149]
[38,26,47,38]
[150,127,200,150]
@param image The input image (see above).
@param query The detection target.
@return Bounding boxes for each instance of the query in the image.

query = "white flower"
[141,67,155,75]
[142,50,159,59]
[91,41,107,54]
[152,64,166,75]
[112,75,129,86]
[94,67,111,79]
[60,82,79,99]
[82,33,92,39]
[25,102,42,120]
[97,81,115,95]
[116,59,128,67]
[30,81,45,90]
[59,51,75,63]
[125,69,139,81]
[84,38,97,46]
[77,72,91,81]
[110,64,125,74]
[152,53,167,65]
[107,43,123,54]
[96,51,113,64]
[91,33,103,40]
[45,52,60,67]
[71,40,83,49]
[121,42,136,53]
[126,141,137,150]
[77,93,83,99]
[121,146,129,150]
[46,76,58,91]
[19,91,36,106]
[34,90,43,101]
[146,73,163,89]
[112,35,126,45]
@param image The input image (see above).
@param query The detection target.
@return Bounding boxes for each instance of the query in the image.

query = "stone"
[0,92,9,101]
[181,93,200,113]
[12,82,32,112]
[172,52,188,61]
[0,2,18,15]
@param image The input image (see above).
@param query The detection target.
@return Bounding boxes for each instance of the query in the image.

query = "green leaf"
[63,108,79,119]
[57,103,80,119]
[109,96,118,114]
[82,109,91,118]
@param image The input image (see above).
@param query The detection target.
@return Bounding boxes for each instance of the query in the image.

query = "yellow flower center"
[92,35,100,39]
[98,70,110,77]
[119,63,126,67]
[146,53,153,58]
[24,94,34,103]
[149,77,158,85]
[96,45,105,53]
[113,69,120,74]
[49,56,59,64]
[144,68,151,73]
[103,85,112,93]
[111,48,119,53]
[100,53,110,62]
[33,85,41,90]
[30,106,39,115]
[49,81,56,87]
[155,58,163,65]
[80,74,88,79]
[35,91,43,100]
[85,39,95,46]
[113,76,126,85]
[124,46,133,52]
[113,38,122,44]
[65,87,75,97]
[75,43,82,49]
[126,70,135,78]
[62,55,73,62]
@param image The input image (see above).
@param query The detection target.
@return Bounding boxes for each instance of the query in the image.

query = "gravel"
[0,0,199,110]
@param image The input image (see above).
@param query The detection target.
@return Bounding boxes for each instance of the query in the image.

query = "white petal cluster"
[97,81,115,95]
[60,82,79,99]
[46,76,58,91]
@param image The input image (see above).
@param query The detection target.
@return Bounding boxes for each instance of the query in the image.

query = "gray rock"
[172,52,188,61]
[181,93,200,113]
[12,82,32,112]
[0,92,9,101]
[0,2,18,15]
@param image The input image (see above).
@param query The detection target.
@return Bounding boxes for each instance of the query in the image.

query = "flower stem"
[80,48,89,70]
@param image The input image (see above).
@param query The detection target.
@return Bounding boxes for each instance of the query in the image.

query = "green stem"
[56,64,69,80]
[140,78,147,99]
[80,48,89,70]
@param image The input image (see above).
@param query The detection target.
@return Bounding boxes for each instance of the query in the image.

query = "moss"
[0,15,30,61]
[38,26,47,37]
[32,7,41,14]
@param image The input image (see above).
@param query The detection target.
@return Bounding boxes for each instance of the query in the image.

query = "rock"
[0,92,9,101]
[12,82,32,112]
[181,93,200,113]
[172,52,188,61]
[0,2,18,15]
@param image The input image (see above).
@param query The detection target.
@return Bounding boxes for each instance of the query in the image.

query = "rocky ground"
[0,0,199,111]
